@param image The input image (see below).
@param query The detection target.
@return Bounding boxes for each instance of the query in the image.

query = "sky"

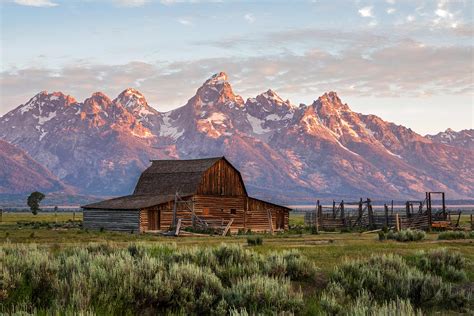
[0,0,473,134]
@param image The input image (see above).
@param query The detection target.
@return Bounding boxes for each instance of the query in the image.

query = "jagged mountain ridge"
[426,128,474,150]
[0,72,472,202]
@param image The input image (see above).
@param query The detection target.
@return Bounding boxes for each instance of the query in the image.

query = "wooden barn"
[82,157,290,234]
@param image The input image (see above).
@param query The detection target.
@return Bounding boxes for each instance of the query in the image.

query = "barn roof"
[82,194,182,210]
[83,156,239,210]
[133,157,224,196]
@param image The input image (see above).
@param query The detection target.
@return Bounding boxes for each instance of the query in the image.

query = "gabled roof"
[133,157,223,196]
[83,156,241,210]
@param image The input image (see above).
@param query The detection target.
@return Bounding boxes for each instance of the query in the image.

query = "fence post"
[367,198,374,229]
[332,200,336,219]
[315,205,319,234]
[318,204,322,230]
[384,204,389,228]
[395,213,400,232]
[340,201,345,226]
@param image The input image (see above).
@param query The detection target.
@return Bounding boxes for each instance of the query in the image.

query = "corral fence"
[304,193,462,232]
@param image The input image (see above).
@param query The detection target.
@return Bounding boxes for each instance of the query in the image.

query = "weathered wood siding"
[138,196,289,233]
[246,198,289,232]
[83,209,140,232]
[197,159,246,196]
[194,195,246,232]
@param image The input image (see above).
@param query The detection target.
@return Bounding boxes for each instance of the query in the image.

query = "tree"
[27,191,45,215]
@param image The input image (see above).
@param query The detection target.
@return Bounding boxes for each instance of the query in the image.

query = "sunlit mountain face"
[0,73,473,203]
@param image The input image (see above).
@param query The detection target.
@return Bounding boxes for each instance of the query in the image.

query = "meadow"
[1,212,473,314]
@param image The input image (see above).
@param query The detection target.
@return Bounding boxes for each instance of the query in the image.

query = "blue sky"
[1,0,472,134]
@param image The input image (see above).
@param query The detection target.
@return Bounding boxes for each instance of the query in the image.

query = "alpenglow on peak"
[204,72,229,86]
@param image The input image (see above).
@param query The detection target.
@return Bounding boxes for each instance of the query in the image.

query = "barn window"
[230,209,236,215]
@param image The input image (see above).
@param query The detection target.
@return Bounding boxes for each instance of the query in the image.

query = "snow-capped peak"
[115,88,148,109]
[204,72,228,86]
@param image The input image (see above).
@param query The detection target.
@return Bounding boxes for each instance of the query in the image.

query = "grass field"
[1,211,473,314]
[1,211,473,278]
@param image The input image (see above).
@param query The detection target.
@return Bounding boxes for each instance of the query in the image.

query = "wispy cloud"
[244,13,255,24]
[386,8,396,14]
[2,39,471,115]
[112,0,151,7]
[177,17,192,25]
[13,0,58,7]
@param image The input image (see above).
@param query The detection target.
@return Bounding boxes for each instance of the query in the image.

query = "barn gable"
[133,156,246,196]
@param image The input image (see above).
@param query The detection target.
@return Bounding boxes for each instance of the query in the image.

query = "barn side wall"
[246,198,289,232]
[83,209,140,233]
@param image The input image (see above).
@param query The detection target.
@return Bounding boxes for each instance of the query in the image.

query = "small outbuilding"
[82,157,290,234]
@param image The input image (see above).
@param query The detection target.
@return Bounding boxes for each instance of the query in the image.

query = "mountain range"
[1,72,473,204]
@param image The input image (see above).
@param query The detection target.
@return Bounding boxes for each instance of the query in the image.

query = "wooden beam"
[175,218,182,236]
[267,209,274,235]
[222,218,234,236]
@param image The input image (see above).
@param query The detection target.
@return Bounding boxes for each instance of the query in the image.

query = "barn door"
[148,210,160,230]
[277,212,285,229]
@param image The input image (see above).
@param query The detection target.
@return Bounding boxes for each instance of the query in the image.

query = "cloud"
[193,27,390,53]
[358,6,373,18]
[112,0,150,7]
[406,15,415,22]
[1,40,472,116]
[13,0,58,7]
[386,8,395,14]
[244,13,255,24]
[177,17,192,25]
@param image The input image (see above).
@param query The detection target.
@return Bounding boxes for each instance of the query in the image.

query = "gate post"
[340,201,345,226]
[367,198,374,229]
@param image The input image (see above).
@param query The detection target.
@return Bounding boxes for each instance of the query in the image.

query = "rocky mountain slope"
[1,72,472,202]
[426,128,474,150]
[0,139,69,194]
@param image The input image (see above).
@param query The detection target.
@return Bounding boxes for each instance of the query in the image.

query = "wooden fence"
[304,198,438,231]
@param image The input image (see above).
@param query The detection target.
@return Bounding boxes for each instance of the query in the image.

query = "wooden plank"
[175,218,182,236]
[222,218,234,236]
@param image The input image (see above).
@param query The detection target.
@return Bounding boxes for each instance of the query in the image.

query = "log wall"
[83,209,140,233]
[137,195,290,233]
[246,198,289,232]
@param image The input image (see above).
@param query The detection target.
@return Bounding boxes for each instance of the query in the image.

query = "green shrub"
[321,253,471,313]
[225,275,303,313]
[1,243,317,314]
[246,236,262,246]
[378,231,386,241]
[321,288,423,316]
[408,249,467,282]
[438,231,467,240]
[386,229,425,242]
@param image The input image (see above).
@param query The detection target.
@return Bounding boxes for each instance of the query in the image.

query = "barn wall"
[193,195,246,232]
[83,209,140,233]
[246,198,289,232]
[197,159,246,196]
[142,196,289,233]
